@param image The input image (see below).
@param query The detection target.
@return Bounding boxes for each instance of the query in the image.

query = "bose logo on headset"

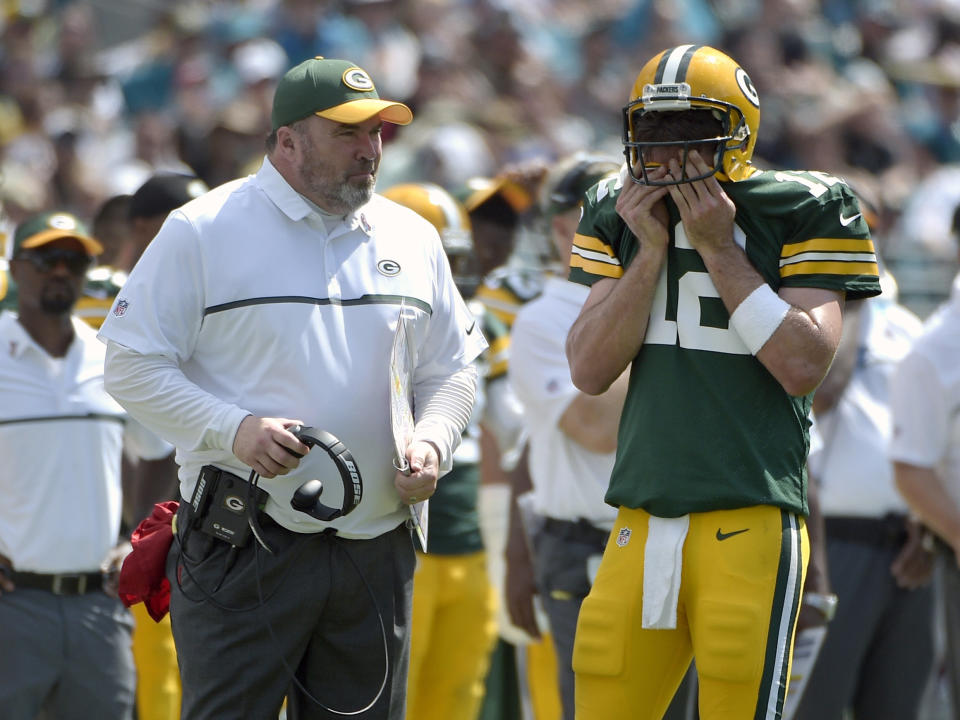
[344,459,362,498]
[287,426,364,522]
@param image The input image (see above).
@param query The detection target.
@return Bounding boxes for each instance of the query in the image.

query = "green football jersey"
[475,265,543,328]
[568,168,881,517]
[427,461,483,555]
[422,300,490,555]
[75,265,127,329]
[481,307,511,381]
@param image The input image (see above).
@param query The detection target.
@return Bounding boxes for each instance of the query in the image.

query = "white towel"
[642,515,690,629]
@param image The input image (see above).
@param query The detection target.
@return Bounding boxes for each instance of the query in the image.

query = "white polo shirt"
[889,274,960,507]
[509,276,617,529]
[0,311,170,573]
[98,157,486,539]
[808,299,923,517]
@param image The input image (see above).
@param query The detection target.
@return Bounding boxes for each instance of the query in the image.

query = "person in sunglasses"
[0,211,171,720]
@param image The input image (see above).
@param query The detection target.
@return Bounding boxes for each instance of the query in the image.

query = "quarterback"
[565,45,881,719]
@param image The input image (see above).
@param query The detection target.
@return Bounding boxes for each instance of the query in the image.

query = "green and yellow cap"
[13,211,103,257]
[271,56,413,131]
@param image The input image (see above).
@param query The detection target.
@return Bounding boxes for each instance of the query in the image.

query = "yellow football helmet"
[382,182,480,296]
[623,44,760,185]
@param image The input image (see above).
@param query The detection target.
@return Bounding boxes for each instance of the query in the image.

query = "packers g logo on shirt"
[343,68,375,92]
[377,259,401,276]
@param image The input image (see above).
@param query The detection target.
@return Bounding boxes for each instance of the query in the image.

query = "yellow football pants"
[574,505,808,720]
[406,551,498,720]
[131,602,181,720]
[527,633,563,720]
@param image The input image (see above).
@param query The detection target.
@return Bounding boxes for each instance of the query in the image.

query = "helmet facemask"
[622,85,750,186]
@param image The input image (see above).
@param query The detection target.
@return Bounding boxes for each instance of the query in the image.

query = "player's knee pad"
[572,594,628,677]
[693,598,764,683]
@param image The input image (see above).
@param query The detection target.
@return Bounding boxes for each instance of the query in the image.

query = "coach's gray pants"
[169,506,415,720]
[0,587,135,719]
[797,534,934,719]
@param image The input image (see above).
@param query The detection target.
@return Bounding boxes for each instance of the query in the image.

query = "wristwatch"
[803,592,839,621]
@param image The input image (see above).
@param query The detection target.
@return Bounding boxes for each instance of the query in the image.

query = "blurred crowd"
[1,0,960,316]
[2,2,960,719]
[0,0,960,720]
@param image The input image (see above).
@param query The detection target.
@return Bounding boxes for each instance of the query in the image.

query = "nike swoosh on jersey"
[716,527,749,541]
[839,212,862,227]
[466,320,476,334]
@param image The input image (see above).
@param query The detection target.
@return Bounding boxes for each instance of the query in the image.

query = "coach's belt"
[8,570,103,595]
[825,514,907,549]
[542,517,609,547]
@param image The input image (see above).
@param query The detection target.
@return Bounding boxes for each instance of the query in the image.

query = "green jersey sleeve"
[568,173,633,287]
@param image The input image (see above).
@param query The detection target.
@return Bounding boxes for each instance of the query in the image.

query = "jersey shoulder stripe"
[727,170,881,298]
[780,236,878,279]
[485,334,510,379]
[570,232,623,278]
[781,237,876,257]
[480,307,511,379]
[475,268,543,326]
[574,233,617,254]
[569,178,630,286]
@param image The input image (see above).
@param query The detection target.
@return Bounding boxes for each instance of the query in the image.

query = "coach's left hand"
[395,441,439,505]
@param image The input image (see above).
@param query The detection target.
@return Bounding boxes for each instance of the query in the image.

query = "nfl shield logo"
[113,298,129,317]
[616,527,632,547]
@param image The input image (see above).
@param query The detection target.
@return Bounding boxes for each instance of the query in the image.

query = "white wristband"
[729,284,790,355]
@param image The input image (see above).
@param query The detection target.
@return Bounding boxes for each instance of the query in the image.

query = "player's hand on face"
[232,416,310,478]
[666,150,736,253]
[616,165,670,250]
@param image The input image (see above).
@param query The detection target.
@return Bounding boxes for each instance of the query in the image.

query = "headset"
[174,426,383,715]
[287,425,363,522]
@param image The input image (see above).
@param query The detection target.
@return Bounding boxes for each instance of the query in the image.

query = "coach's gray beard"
[336,179,374,212]
[304,173,373,216]
[297,136,375,214]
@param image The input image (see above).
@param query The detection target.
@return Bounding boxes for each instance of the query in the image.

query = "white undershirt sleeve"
[104,341,251,454]
[483,375,528,472]
[412,363,478,473]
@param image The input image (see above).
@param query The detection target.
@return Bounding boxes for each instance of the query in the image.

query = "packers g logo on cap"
[343,67,375,91]
[48,213,80,232]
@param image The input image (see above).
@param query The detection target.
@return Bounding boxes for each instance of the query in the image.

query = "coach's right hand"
[233,416,310,478]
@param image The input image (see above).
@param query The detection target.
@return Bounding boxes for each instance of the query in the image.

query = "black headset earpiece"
[287,425,363,522]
